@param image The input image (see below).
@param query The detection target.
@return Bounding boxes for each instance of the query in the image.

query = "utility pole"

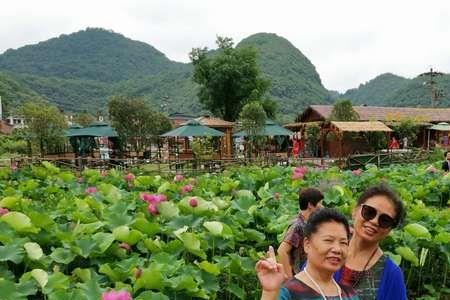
[419,67,444,107]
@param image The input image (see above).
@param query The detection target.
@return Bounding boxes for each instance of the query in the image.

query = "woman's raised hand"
[255,246,287,292]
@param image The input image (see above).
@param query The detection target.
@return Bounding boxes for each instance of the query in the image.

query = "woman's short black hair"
[303,208,350,238]
[356,184,405,228]
[299,188,324,210]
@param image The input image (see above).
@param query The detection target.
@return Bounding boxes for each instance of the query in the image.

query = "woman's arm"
[277,242,293,277]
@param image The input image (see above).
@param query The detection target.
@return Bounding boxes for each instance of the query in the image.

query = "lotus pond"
[0,161,448,299]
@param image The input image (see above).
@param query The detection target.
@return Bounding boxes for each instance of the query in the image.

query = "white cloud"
[1,0,450,92]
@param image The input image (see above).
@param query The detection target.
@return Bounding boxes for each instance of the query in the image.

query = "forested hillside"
[1,28,447,119]
[343,73,410,106]
[343,72,450,107]
[0,28,181,83]
[237,33,332,114]
[0,72,45,114]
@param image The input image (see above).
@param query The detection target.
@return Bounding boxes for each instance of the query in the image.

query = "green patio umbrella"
[65,121,118,137]
[429,122,450,131]
[233,119,294,137]
[160,120,224,137]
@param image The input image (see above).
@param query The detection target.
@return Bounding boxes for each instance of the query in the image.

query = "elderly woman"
[256,208,359,300]
[335,184,407,300]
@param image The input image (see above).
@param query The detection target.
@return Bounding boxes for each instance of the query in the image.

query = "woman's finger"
[267,245,277,263]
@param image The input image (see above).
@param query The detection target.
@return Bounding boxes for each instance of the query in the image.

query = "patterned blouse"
[282,213,306,273]
[278,277,360,300]
[340,255,386,300]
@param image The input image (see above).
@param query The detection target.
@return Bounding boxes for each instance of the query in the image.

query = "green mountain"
[343,72,450,108]
[0,72,45,114]
[0,29,331,119]
[0,28,181,83]
[343,73,410,106]
[237,33,332,114]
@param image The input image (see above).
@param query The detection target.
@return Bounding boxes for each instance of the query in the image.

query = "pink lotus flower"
[174,174,184,182]
[140,193,167,204]
[10,163,17,172]
[0,208,9,216]
[189,197,198,207]
[101,290,132,300]
[140,192,157,203]
[119,242,131,251]
[352,169,362,176]
[294,166,308,174]
[124,173,135,182]
[148,203,159,215]
[101,170,108,177]
[291,172,304,180]
[85,186,97,194]
[273,192,280,200]
[181,184,193,194]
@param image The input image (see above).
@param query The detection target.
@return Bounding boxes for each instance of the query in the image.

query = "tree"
[239,101,267,157]
[74,111,96,127]
[329,99,359,121]
[305,123,320,157]
[190,36,270,121]
[108,96,171,152]
[392,118,419,145]
[261,99,278,120]
[20,101,67,155]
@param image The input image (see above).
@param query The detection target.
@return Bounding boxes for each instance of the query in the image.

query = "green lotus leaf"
[157,201,179,219]
[113,225,130,242]
[1,212,39,233]
[42,272,70,294]
[50,248,76,264]
[42,161,60,174]
[0,196,20,208]
[157,182,171,194]
[235,190,255,200]
[72,268,91,283]
[30,269,48,288]
[227,283,245,300]
[77,278,103,300]
[24,242,44,260]
[74,238,98,258]
[169,274,198,291]
[57,171,76,183]
[135,291,170,300]
[435,232,450,244]
[132,217,160,236]
[197,261,221,275]
[176,232,206,259]
[395,246,419,266]
[0,278,34,300]
[124,229,144,245]
[98,264,121,282]
[134,264,166,292]
[0,242,25,263]
[385,251,402,265]
[203,221,223,236]
[91,232,115,253]
[134,176,155,187]
[98,183,122,202]
[243,228,266,243]
[404,223,431,239]
[143,238,165,253]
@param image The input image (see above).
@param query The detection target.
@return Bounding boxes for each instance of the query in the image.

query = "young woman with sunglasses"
[334,184,407,300]
[256,208,359,300]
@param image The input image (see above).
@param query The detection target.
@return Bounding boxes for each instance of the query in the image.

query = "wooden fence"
[345,148,432,169]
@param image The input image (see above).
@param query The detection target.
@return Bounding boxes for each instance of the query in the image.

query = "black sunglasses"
[361,204,395,229]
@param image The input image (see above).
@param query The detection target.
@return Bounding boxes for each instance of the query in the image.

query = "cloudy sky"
[1,0,449,92]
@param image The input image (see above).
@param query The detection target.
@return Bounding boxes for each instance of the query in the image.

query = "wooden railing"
[345,148,433,169]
